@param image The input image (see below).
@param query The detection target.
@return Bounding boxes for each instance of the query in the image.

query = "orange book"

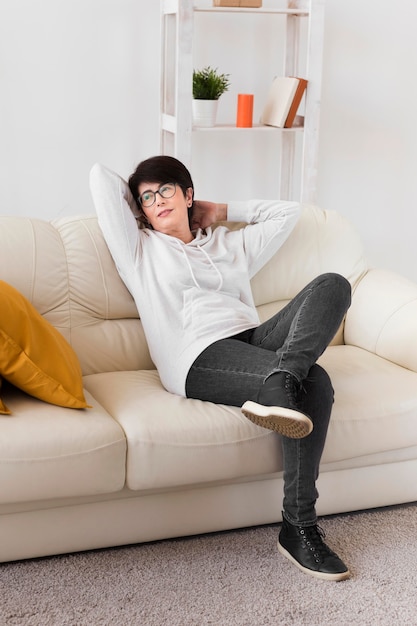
[284,77,308,128]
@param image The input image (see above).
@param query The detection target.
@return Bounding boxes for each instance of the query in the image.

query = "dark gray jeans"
[185,273,352,526]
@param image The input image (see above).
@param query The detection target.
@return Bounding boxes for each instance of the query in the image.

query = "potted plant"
[192,66,230,127]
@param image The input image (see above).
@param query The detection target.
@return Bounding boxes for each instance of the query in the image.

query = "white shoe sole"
[277,540,351,581]
[241,401,313,438]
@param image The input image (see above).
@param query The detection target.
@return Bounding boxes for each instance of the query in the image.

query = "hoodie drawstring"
[177,241,224,292]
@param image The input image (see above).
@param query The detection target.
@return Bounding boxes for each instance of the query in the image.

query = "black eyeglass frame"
[138,182,177,208]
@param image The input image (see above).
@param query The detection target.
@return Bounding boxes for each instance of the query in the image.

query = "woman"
[94,155,351,581]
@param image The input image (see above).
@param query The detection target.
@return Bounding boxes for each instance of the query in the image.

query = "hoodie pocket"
[182,286,251,337]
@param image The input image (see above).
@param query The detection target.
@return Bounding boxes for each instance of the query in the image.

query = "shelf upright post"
[160,0,194,168]
[284,0,325,203]
[300,0,325,204]
[281,4,302,200]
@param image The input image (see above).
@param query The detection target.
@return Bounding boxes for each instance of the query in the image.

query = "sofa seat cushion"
[319,345,417,464]
[84,344,417,493]
[83,370,282,491]
[0,386,126,504]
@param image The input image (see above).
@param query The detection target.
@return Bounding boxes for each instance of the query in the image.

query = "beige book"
[261,77,302,128]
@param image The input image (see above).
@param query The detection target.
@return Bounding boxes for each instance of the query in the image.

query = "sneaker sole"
[277,540,351,581]
[241,401,313,438]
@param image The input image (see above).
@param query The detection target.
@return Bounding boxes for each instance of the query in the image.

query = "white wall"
[1,0,416,282]
[0,0,160,219]
[317,0,417,282]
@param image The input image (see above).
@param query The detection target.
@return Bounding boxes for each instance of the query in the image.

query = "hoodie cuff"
[226,200,253,223]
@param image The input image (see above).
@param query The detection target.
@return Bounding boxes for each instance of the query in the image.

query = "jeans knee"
[320,272,351,309]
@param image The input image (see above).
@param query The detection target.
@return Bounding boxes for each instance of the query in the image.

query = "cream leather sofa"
[1,206,417,563]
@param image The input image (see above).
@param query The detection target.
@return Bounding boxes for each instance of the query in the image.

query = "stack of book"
[260,76,308,128]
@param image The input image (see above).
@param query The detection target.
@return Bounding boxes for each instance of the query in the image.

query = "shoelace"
[298,525,333,562]
[284,373,304,403]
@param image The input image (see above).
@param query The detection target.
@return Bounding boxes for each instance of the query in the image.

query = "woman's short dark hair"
[128,155,194,228]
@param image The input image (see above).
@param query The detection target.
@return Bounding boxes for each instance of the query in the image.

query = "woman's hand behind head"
[191,201,227,230]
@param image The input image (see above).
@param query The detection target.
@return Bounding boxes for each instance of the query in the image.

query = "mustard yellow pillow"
[0,280,89,411]
[0,376,11,415]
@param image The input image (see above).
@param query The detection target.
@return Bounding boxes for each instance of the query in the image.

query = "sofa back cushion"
[0,215,152,375]
[0,206,367,375]
[251,205,366,305]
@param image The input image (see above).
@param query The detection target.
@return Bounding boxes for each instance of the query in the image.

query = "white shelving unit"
[160,0,325,203]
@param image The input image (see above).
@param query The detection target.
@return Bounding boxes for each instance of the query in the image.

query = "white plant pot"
[192,99,219,127]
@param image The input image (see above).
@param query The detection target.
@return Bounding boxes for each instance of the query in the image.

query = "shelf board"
[162,2,308,18]
[194,6,309,16]
[161,114,305,133]
[192,122,304,131]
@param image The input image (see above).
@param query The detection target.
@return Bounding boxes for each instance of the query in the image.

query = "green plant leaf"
[192,66,231,100]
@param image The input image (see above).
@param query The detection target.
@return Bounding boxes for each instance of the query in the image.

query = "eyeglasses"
[138,183,177,208]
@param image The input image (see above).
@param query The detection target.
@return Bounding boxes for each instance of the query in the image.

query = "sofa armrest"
[344,268,417,373]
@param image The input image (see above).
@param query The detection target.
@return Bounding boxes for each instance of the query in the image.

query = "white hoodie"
[91,164,301,396]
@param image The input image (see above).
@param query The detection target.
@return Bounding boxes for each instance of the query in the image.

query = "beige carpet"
[1,503,417,625]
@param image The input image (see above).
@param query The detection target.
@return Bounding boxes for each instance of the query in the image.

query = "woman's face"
[137,181,193,235]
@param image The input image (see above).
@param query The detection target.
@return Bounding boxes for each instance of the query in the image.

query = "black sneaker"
[241,372,313,438]
[278,517,350,581]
